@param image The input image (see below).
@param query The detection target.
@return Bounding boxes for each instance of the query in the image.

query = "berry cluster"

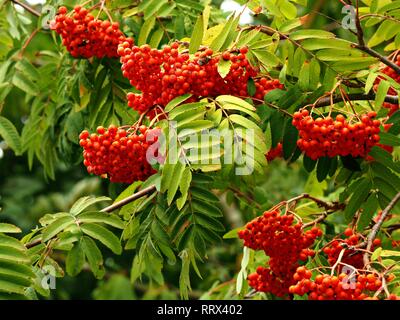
[52,6,130,58]
[118,41,283,114]
[238,210,322,297]
[265,143,283,162]
[323,228,381,271]
[292,110,381,160]
[79,125,158,183]
[289,267,398,300]
[374,55,400,116]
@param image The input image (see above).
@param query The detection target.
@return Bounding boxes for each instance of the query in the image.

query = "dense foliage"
[1,0,400,300]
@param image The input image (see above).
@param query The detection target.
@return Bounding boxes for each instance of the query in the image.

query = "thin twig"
[354,0,365,47]
[352,43,400,75]
[228,187,261,209]
[9,0,40,17]
[363,191,400,267]
[312,93,398,108]
[101,185,157,212]
[302,211,329,229]
[18,27,40,58]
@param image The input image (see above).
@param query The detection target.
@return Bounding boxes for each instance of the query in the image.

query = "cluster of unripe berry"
[374,55,400,116]
[118,40,283,114]
[238,210,322,297]
[289,266,398,300]
[51,6,130,58]
[79,125,158,183]
[323,228,381,271]
[292,110,381,160]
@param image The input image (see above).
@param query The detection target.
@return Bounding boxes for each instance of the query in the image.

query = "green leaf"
[70,196,111,216]
[216,95,255,110]
[247,78,256,97]
[316,157,331,182]
[210,14,237,51]
[42,216,75,242]
[344,178,371,222]
[189,14,204,54]
[237,29,260,47]
[12,72,38,96]
[369,146,400,173]
[194,213,224,232]
[149,28,164,48]
[279,0,297,19]
[223,227,243,239]
[0,223,21,234]
[143,0,168,19]
[217,58,232,79]
[282,119,298,160]
[179,250,191,299]
[66,240,85,276]
[176,167,192,210]
[358,194,379,231]
[78,212,125,229]
[375,80,391,109]
[165,94,193,112]
[379,132,400,146]
[0,245,29,264]
[298,61,310,90]
[192,200,222,217]
[290,30,335,40]
[0,261,35,280]
[228,114,259,130]
[178,120,214,137]
[365,72,379,94]
[138,17,155,46]
[371,247,382,261]
[301,38,351,50]
[167,161,186,205]
[252,49,280,67]
[81,224,122,254]
[0,279,27,295]
[15,59,40,81]
[82,236,104,279]
[0,116,22,155]
[380,250,400,257]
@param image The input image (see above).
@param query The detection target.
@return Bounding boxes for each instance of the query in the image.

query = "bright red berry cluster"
[265,142,283,162]
[289,267,397,300]
[238,210,322,297]
[374,55,400,116]
[52,6,130,58]
[79,125,158,183]
[323,228,381,271]
[117,40,283,114]
[292,110,381,160]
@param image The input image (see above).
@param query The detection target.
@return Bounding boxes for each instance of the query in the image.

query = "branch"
[363,191,400,267]
[9,0,41,17]
[302,211,329,229]
[354,0,365,47]
[352,44,400,75]
[287,193,345,212]
[25,185,157,249]
[312,92,398,108]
